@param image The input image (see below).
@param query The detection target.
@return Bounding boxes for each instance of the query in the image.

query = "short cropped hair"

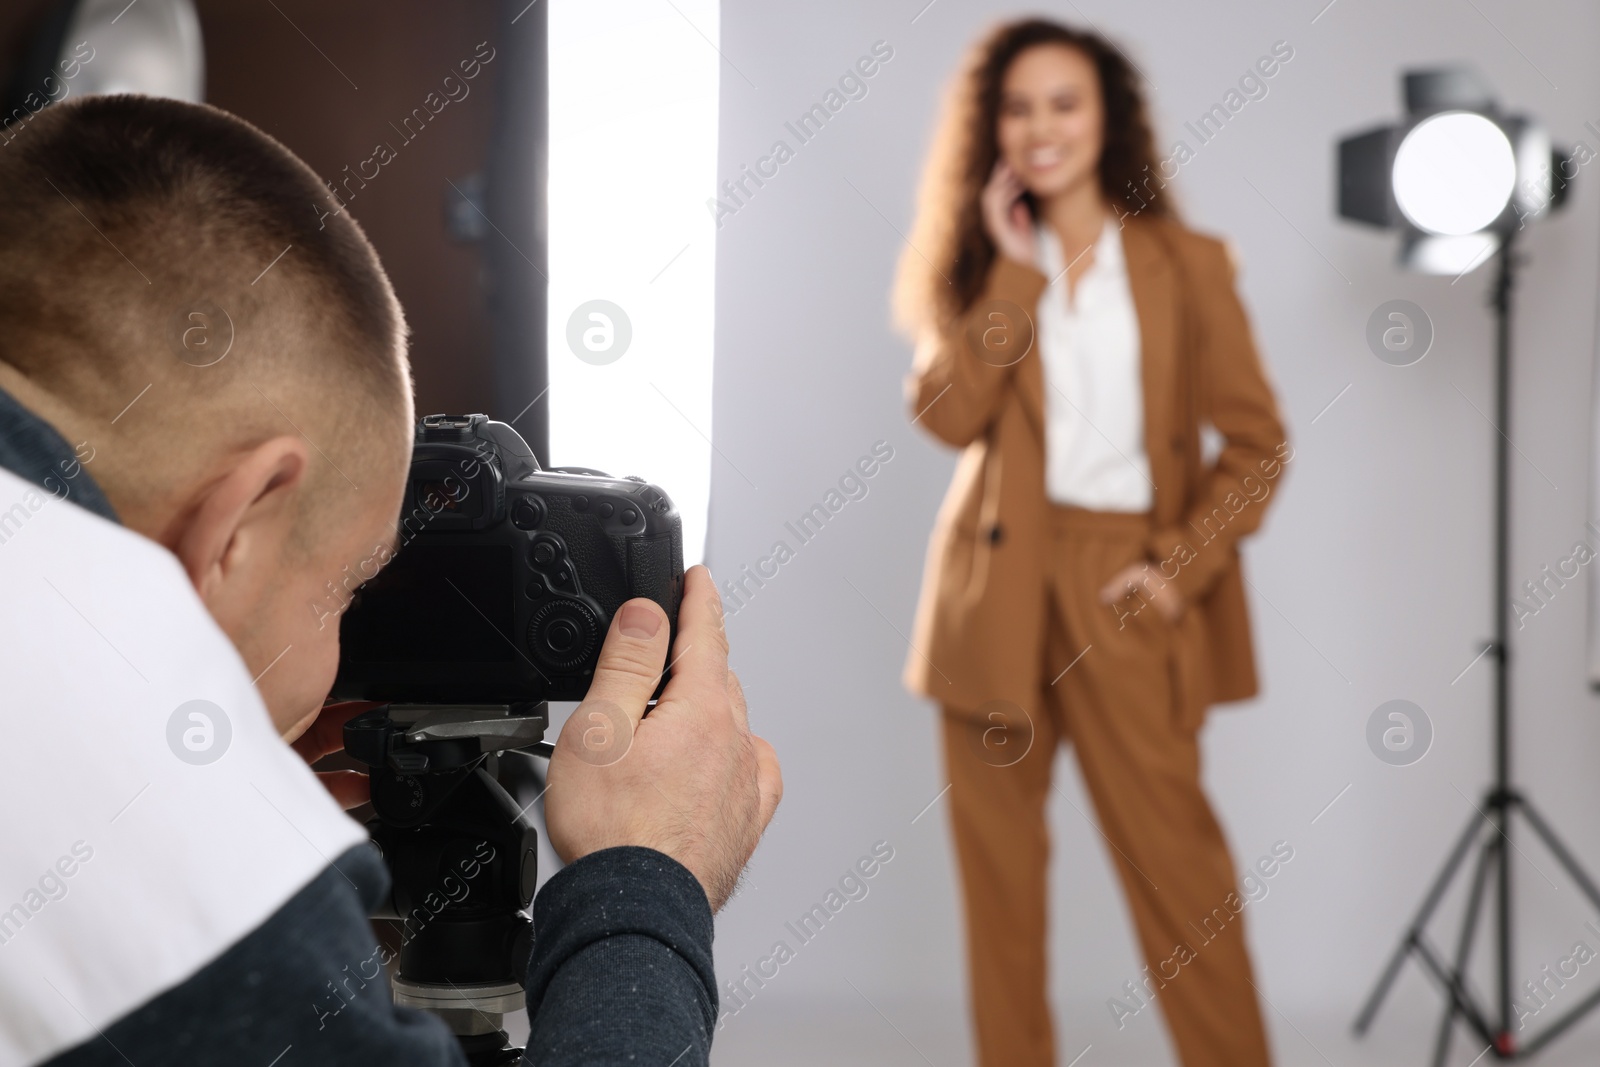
[0,94,412,529]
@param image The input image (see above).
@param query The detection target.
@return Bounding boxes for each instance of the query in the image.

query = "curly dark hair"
[893,18,1174,336]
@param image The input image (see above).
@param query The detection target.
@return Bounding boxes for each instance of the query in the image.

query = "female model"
[895,18,1289,1067]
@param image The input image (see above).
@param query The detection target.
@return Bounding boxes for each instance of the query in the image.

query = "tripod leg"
[1355,811,1486,1035]
[1517,799,1600,912]
[1433,836,1497,1067]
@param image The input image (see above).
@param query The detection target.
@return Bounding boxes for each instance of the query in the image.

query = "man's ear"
[174,435,311,605]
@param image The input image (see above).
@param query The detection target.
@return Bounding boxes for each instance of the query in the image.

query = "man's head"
[0,94,415,737]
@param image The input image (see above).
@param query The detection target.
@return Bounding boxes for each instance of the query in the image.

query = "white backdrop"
[700,1,1600,1063]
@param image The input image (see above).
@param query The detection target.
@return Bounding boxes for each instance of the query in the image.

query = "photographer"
[0,95,780,1067]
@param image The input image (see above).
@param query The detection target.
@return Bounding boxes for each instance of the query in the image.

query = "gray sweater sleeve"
[525,846,718,1064]
[38,844,717,1067]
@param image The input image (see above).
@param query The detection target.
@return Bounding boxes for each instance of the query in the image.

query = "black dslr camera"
[334,413,683,703]
[329,414,683,1065]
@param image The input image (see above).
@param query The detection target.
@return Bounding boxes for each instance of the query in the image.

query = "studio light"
[60,0,204,102]
[2,0,203,132]
[1392,112,1513,235]
[547,0,720,567]
[1338,68,1569,275]
[1338,70,1595,1065]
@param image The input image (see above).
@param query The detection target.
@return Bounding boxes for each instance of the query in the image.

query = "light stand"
[1350,235,1600,1062]
[1336,66,1592,1062]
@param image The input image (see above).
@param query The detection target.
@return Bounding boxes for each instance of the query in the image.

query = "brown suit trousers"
[940,505,1272,1067]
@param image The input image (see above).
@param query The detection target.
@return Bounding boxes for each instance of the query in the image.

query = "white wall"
[703,1,1600,1062]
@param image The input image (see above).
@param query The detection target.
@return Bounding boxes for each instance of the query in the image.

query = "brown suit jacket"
[903,214,1291,721]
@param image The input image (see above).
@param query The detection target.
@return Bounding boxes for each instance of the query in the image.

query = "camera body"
[333,414,683,703]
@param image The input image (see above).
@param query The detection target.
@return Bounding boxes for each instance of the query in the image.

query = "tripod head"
[343,703,554,1066]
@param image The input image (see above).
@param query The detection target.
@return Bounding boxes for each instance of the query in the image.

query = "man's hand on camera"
[290,701,380,810]
[544,565,782,912]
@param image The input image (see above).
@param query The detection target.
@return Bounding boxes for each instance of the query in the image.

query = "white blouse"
[1034,216,1152,511]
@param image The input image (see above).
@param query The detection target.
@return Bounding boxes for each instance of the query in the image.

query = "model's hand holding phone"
[981,160,1038,266]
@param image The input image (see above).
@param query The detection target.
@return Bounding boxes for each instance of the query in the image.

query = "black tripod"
[1353,234,1600,1062]
[345,703,555,1066]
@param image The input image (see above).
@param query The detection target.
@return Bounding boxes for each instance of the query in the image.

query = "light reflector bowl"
[1392,111,1515,235]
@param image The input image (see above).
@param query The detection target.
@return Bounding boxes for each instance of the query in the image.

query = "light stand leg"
[1518,798,1600,911]
[1509,796,1600,1057]
[1353,810,1485,1035]
[1432,836,1498,1067]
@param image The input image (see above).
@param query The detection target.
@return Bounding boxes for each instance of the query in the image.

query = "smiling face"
[995,43,1106,202]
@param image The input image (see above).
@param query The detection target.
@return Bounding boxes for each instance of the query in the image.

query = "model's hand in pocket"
[1099,561,1185,623]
